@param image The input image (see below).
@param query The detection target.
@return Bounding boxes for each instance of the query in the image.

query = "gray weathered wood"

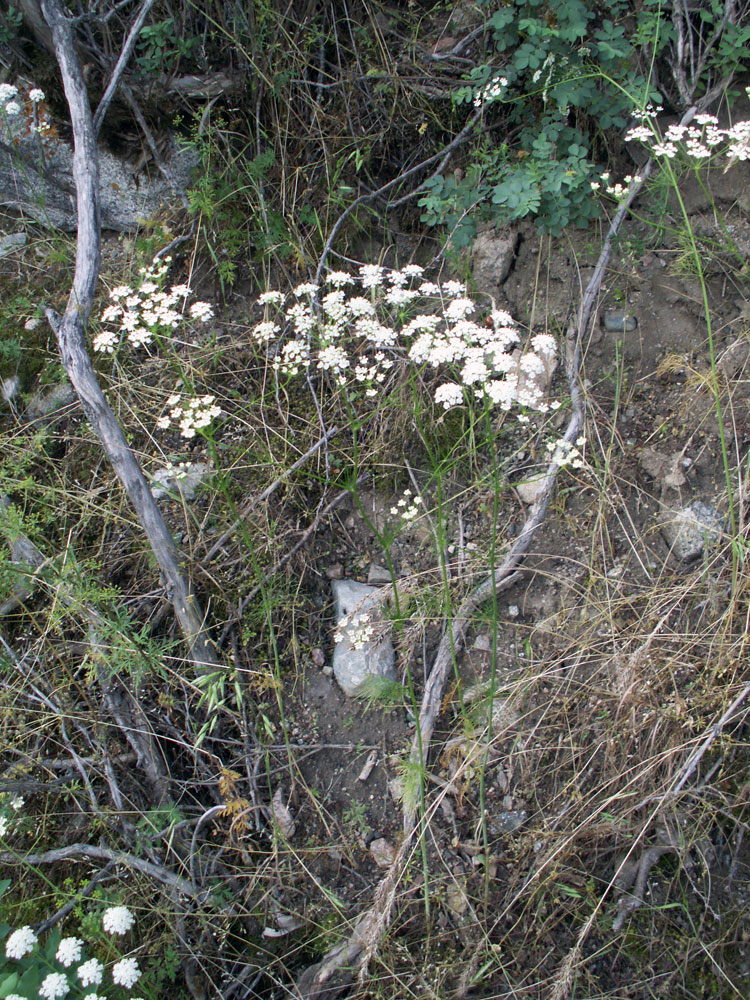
[40,0,218,669]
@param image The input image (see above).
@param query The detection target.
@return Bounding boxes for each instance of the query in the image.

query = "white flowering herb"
[593,108,750,200]
[474,74,508,108]
[389,488,420,522]
[111,957,141,988]
[5,926,38,959]
[249,267,557,419]
[334,611,376,650]
[77,959,104,987]
[101,905,135,935]
[546,436,586,470]
[94,256,212,354]
[56,937,83,967]
[156,393,221,440]
[39,973,70,1000]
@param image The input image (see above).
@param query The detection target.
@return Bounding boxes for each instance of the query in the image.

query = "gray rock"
[0,112,197,231]
[0,233,26,258]
[24,382,77,420]
[602,309,638,333]
[331,579,396,697]
[367,563,392,586]
[151,462,211,501]
[489,810,528,835]
[660,500,724,561]
[514,471,547,505]
[471,226,518,295]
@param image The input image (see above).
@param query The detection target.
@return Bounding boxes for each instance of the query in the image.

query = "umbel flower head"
[56,937,83,967]
[39,973,70,1000]
[77,959,104,987]
[252,265,558,416]
[112,957,141,988]
[102,905,135,935]
[5,925,37,958]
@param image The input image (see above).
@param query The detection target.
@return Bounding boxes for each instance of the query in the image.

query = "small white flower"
[56,938,83,967]
[102,906,135,935]
[258,290,285,305]
[531,333,557,356]
[0,84,18,102]
[6,926,37,959]
[325,270,354,287]
[434,383,463,409]
[39,973,69,1000]
[0,816,8,837]
[5,993,27,1000]
[4,102,21,116]
[359,264,385,289]
[77,960,104,988]
[29,88,45,103]
[507,605,520,618]
[189,301,213,322]
[252,321,279,343]
[9,796,23,810]
[111,958,141,989]
[384,286,418,306]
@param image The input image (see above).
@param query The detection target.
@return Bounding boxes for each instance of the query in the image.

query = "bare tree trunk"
[40,0,218,669]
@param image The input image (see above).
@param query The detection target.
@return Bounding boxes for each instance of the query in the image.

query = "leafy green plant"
[135,18,197,75]
[420,0,666,243]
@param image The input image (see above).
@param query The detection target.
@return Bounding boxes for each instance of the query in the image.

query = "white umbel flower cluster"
[111,957,141,988]
[77,959,104,987]
[94,257,213,353]
[250,266,557,418]
[102,905,136,935]
[5,925,37,958]
[39,973,69,999]
[56,937,83,967]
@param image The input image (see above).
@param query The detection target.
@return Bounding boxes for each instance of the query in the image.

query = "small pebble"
[602,309,638,333]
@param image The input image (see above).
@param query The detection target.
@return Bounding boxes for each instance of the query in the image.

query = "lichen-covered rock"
[0,115,196,231]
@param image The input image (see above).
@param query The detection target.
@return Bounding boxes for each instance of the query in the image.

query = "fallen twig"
[34,860,117,933]
[0,843,220,905]
[0,494,171,803]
